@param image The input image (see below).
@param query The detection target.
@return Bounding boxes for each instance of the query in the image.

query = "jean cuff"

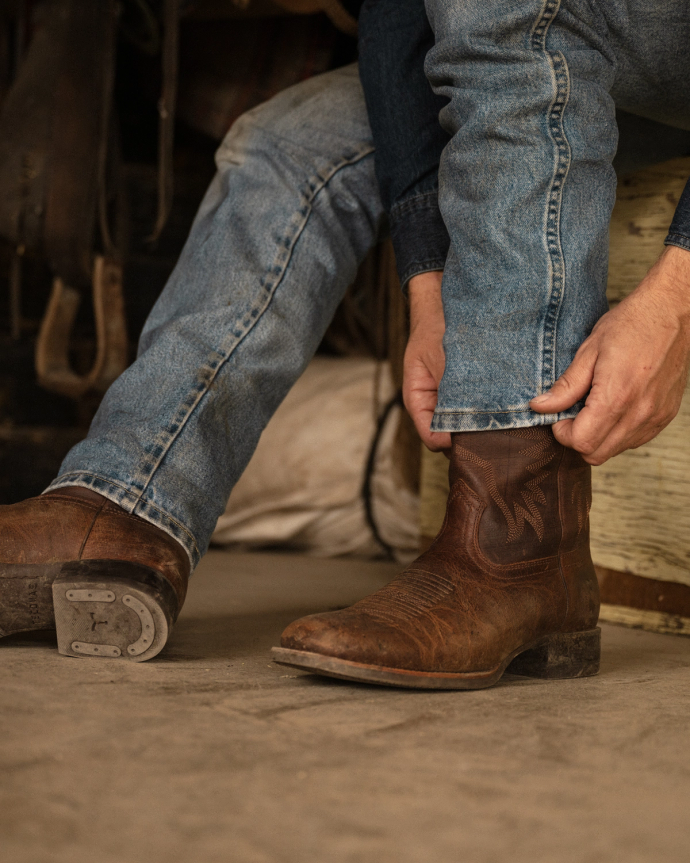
[664,233,690,253]
[666,175,690,242]
[44,472,200,569]
[430,406,581,433]
[390,190,450,291]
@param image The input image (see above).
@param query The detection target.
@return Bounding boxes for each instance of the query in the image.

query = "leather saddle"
[0,0,126,399]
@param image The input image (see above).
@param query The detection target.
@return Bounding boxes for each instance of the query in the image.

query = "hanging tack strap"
[271,0,358,35]
[35,256,128,399]
[147,0,179,243]
[318,0,358,35]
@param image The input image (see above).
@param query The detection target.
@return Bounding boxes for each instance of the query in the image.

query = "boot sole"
[0,559,177,662]
[271,628,601,690]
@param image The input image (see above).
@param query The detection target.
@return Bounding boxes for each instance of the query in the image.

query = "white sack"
[211,356,419,561]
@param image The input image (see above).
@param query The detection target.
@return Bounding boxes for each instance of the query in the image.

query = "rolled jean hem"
[44,472,200,569]
[430,407,579,433]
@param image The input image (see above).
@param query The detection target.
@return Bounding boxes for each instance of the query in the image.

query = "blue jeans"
[48,22,690,567]
[49,66,381,568]
[425,0,690,431]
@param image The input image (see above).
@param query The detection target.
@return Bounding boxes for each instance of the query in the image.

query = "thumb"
[530,345,597,413]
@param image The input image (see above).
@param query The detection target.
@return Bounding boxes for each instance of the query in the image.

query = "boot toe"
[280,609,420,669]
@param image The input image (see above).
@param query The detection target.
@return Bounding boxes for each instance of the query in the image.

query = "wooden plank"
[591,156,690,588]
[607,157,688,304]
[599,604,690,637]
[590,387,690,586]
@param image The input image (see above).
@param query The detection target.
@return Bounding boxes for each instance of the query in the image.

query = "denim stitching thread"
[390,190,441,217]
[128,147,375,521]
[665,233,690,250]
[531,0,571,394]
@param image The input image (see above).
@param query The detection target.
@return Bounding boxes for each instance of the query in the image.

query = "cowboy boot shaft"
[439,428,598,631]
[277,426,601,687]
[0,488,189,660]
[0,488,189,608]
[447,428,574,563]
[556,445,600,632]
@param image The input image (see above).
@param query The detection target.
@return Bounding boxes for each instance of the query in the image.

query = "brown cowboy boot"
[0,487,189,661]
[273,426,600,689]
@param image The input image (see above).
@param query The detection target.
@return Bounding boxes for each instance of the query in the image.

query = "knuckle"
[636,397,659,421]
[573,438,597,456]
[607,392,631,415]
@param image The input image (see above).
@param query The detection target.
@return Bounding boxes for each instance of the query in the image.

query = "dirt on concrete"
[1,550,689,863]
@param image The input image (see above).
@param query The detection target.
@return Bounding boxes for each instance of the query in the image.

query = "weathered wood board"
[606,157,688,303]
[591,156,690,588]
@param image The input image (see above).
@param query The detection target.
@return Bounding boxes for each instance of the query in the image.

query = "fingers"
[403,385,451,452]
[553,382,681,464]
[423,430,453,452]
[403,321,449,452]
[530,342,597,414]
[532,338,622,461]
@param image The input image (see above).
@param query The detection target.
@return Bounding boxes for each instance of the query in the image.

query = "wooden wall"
[591,158,690,590]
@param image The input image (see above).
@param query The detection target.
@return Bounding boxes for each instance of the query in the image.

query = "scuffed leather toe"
[280,609,426,670]
[277,428,600,681]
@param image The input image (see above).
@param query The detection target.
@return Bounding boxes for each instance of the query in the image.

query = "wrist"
[408,270,443,297]
[654,246,690,320]
[408,271,444,339]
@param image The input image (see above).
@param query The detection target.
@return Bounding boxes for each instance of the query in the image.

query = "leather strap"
[43,1,118,288]
[148,0,180,242]
[0,1,119,286]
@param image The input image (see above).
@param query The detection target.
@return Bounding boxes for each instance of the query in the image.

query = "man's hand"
[404,270,451,452]
[530,244,690,465]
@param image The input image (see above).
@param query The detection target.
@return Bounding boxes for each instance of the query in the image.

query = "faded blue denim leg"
[424,0,690,432]
[46,65,382,568]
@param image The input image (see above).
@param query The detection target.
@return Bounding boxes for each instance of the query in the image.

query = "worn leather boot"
[274,427,600,689]
[0,487,189,661]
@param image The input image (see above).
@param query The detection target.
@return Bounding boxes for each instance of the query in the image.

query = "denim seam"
[125,147,376,530]
[400,262,447,293]
[244,121,374,169]
[434,407,546,415]
[665,233,690,251]
[430,408,577,433]
[401,256,447,269]
[390,190,440,218]
[531,0,571,396]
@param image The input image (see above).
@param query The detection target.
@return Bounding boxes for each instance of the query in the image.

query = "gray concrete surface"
[2,549,689,863]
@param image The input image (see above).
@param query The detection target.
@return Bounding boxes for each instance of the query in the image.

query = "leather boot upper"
[0,487,190,607]
[281,427,600,674]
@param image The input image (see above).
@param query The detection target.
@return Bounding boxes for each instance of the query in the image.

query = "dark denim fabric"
[358,0,450,287]
[666,177,690,252]
[357,0,690,278]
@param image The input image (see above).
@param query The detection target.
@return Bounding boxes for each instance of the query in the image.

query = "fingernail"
[531,393,551,405]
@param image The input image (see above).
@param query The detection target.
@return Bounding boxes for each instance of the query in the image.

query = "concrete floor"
[1,550,690,863]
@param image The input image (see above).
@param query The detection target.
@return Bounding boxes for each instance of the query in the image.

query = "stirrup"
[35,255,128,399]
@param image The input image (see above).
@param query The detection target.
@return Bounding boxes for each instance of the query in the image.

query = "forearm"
[408,271,444,333]
[656,243,690,321]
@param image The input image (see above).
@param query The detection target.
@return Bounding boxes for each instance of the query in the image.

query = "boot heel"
[52,560,178,662]
[506,628,600,680]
